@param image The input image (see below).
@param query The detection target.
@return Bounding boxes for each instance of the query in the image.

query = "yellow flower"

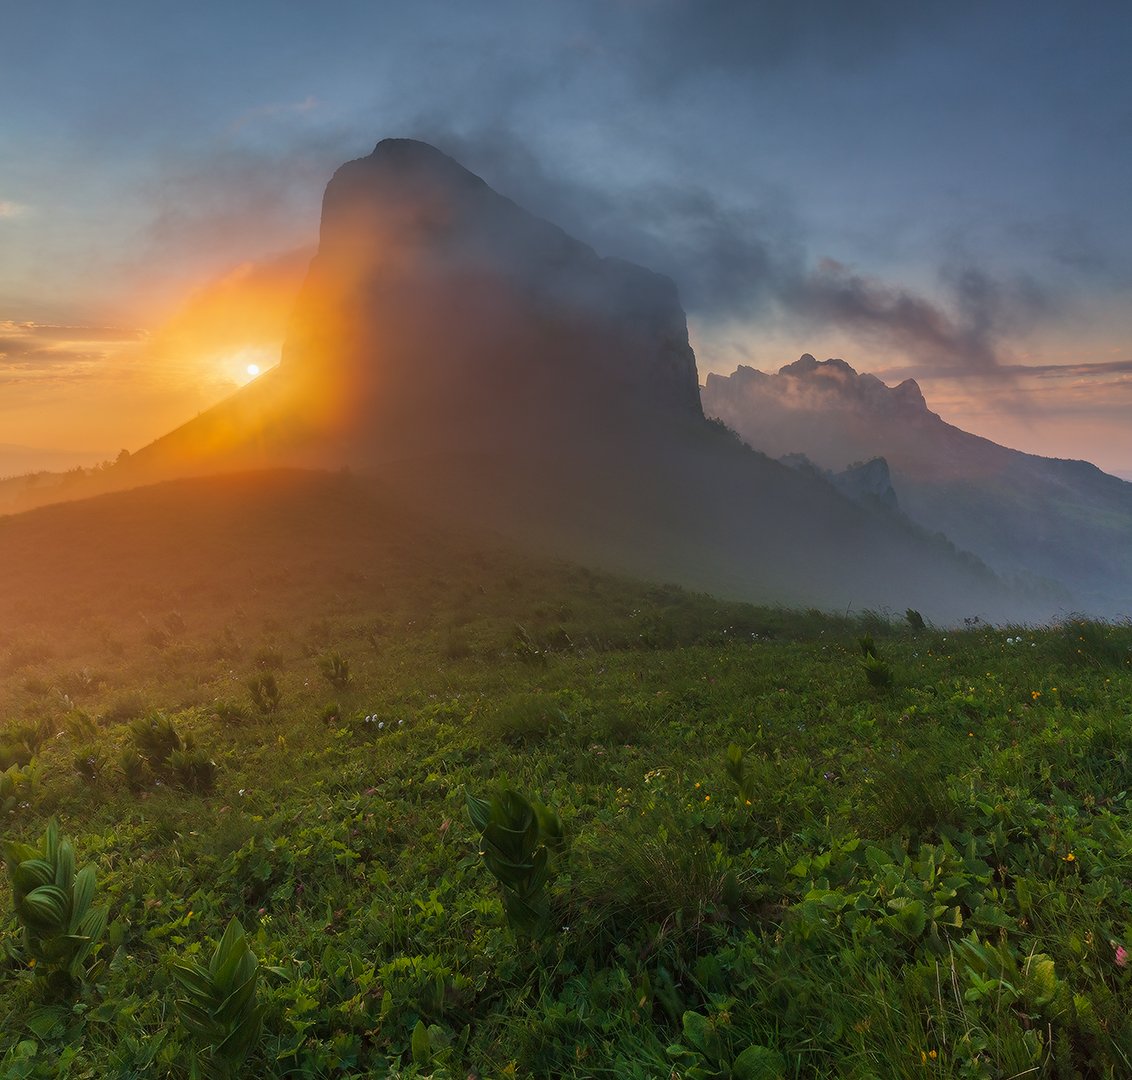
[1031,690,1041,700]
[704,795,710,802]
[1064,852,1076,862]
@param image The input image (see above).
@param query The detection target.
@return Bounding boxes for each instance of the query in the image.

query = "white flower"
[378,721,385,730]
[238,789,247,796]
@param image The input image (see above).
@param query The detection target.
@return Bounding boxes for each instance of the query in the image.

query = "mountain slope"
[703,356,1132,615]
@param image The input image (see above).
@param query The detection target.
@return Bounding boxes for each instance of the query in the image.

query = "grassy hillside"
[1,471,1131,1077]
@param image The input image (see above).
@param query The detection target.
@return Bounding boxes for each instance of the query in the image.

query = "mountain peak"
[283,137,704,454]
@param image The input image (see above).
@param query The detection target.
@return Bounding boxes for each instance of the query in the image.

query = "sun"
[246,363,261,377]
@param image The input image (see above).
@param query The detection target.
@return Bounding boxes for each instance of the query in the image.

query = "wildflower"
[1063,852,1076,862]
[1116,945,1128,968]
[704,795,710,802]
[1031,690,1041,700]
[378,721,385,730]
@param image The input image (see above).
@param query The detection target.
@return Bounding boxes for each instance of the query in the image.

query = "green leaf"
[465,791,493,833]
[411,1018,431,1065]
[681,1011,722,1063]
[69,865,97,927]
[733,1044,787,1079]
[173,961,219,1004]
[20,884,69,929]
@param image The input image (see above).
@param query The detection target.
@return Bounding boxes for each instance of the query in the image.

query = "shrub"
[72,747,108,785]
[129,713,184,771]
[1,764,31,816]
[859,635,894,688]
[508,624,546,665]
[169,747,218,794]
[173,918,264,1079]
[247,673,281,714]
[2,819,108,991]
[212,700,251,725]
[466,786,564,937]
[318,651,351,689]
[119,747,152,793]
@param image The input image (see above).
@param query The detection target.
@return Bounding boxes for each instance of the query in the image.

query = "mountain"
[1,141,1056,622]
[702,356,1132,616]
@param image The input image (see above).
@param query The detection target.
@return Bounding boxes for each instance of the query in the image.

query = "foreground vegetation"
[2,472,1132,1077]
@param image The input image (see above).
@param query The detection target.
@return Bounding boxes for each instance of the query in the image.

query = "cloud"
[230,95,321,132]
[0,199,28,219]
[785,259,1051,374]
[622,0,959,85]
[873,357,1132,382]
[0,322,146,379]
[415,123,1053,373]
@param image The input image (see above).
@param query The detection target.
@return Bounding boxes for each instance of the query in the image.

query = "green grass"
[2,477,1132,1077]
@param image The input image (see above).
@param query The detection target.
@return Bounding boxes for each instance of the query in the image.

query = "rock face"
[703,356,1132,616]
[282,139,702,456]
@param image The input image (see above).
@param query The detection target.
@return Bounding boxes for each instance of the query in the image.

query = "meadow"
[1,470,1131,1078]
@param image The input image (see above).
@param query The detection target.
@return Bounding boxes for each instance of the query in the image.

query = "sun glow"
[223,345,277,385]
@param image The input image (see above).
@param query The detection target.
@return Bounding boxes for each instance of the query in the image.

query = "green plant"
[173,917,264,1079]
[119,746,153,793]
[905,608,926,632]
[858,635,893,688]
[213,700,251,725]
[1,765,29,815]
[129,712,184,770]
[320,701,342,726]
[668,1010,786,1079]
[725,743,754,802]
[169,747,218,794]
[72,747,108,785]
[466,786,563,936]
[247,672,281,714]
[318,651,351,689]
[2,819,108,991]
[509,624,546,665]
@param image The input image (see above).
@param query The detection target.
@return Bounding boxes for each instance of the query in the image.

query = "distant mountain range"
[703,356,1132,617]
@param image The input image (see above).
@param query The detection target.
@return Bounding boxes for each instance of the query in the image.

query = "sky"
[2,0,1130,477]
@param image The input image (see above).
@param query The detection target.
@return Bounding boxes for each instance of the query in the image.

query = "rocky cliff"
[281,138,703,456]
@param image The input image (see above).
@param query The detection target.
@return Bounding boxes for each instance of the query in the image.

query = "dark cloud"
[620,0,963,85]
[415,123,1053,373]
